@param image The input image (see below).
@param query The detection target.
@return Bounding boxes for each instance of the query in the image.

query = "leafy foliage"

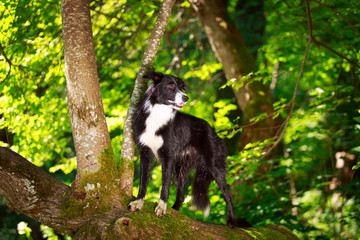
[0,0,359,239]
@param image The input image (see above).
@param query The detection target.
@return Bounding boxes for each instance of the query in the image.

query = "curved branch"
[119,0,176,196]
[0,147,72,234]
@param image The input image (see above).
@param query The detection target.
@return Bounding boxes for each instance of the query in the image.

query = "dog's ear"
[176,78,189,92]
[143,72,164,82]
[181,82,190,92]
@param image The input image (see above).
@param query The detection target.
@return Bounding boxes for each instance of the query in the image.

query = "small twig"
[310,0,360,37]
[334,59,343,93]
[305,0,359,68]
[0,43,13,83]
[259,0,313,161]
[316,41,360,69]
[306,0,319,47]
[315,24,358,62]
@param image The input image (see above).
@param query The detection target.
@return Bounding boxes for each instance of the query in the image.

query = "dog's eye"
[168,83,175,90]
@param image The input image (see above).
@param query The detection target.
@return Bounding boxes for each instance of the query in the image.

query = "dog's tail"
[192,169,212,218]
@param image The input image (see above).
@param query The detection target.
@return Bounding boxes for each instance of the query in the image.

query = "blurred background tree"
[0,0,359,239]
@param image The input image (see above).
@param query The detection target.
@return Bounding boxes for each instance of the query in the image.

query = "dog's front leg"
[155,157,174,217]
[128,148,153,212]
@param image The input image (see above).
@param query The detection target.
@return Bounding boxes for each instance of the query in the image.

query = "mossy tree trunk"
[60,0,127,235]
[190,0,281,152]
[61,0,112,182]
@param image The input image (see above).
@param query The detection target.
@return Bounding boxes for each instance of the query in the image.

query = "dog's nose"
[182,95,189,102]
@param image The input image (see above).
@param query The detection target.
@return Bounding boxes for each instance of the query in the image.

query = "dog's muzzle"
[168,92,189,109]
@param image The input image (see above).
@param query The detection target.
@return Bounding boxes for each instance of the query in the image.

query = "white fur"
[190,202,211,218]
[128,198,144,211]
[168,91,188,110]
[203,203,210,218]
[176,91,187,103]
[155,199,167,217]
[139,103,175,158]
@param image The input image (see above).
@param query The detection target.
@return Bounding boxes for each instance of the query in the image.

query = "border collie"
[128,72,250,228]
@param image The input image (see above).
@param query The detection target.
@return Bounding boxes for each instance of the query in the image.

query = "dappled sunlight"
[0,0,359,238]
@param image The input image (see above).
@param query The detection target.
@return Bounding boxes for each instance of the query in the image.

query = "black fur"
[129,72,251,228]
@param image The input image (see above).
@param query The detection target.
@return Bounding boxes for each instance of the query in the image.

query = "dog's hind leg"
[212,168,236,228]
[172,160,190,210]
[128,148,153,212]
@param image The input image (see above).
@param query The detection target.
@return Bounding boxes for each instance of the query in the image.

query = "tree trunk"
[61,0,112,182]
[60,0,128,233]
[191,0,281,152]
[119,0,176,196]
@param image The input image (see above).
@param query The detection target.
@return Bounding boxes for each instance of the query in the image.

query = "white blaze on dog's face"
[168,90,188,110]
[152,74,189,110]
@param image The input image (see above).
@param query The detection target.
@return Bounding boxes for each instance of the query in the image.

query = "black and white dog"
[128,72,249,228]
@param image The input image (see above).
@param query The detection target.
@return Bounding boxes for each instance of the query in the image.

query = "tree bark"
[0,147,72,234]
[61,0,112,182]
[190,0,281,152]
[119,0,176,196]
[60,0,128,234]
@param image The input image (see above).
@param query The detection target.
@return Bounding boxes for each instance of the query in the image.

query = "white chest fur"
[139,103,175,158]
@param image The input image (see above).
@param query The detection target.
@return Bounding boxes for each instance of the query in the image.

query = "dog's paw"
[128,198,144,212]
[226,217,252,228]
[155,199,167,217]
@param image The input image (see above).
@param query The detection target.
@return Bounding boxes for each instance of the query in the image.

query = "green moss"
[78,146,119,186]
[117,156,134,176]
[36,178,56,200]
[60,146,128,220]
[122,203,200,239]
[240,225,298,240]
[73,223,103,240]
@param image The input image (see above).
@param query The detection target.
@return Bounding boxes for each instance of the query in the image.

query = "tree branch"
[75,201,300,240]
[316,41,360,69]
[0,147,72,234]
[119,0,176,196]
[0,42,13,83]
[0,147,300,239]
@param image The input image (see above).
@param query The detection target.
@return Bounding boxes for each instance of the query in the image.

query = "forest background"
[0,0,359,239]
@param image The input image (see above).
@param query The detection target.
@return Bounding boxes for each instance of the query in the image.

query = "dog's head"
[143,72,189,110]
